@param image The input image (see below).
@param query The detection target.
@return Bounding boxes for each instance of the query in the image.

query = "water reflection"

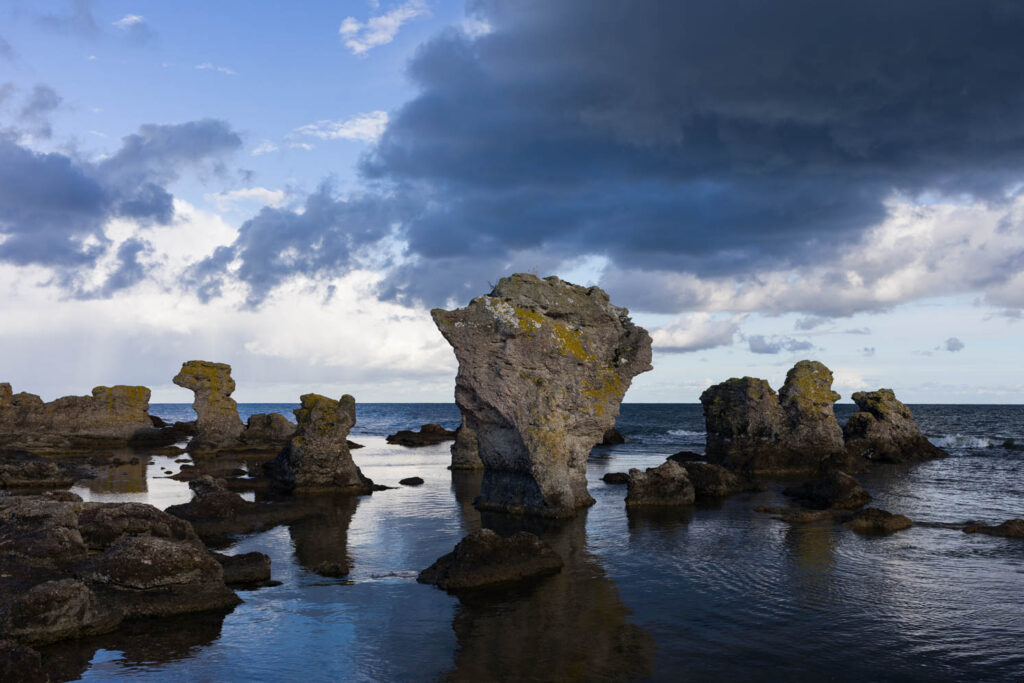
[288,494,361,578]
[446,474,655,682]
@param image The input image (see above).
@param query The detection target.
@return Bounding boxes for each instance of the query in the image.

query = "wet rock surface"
[843,389,948,464]
[962,519,1024,538]
[386,423,457,447]
[172,361,246,453]
[625,460,695,507]
[432,274,652,518]
[670,459,751,500]
[399,476,424,486]
[212,551,273,585]
[784,471,872,510]
[848,508,913,535]
[264,394,375,493]
[700,361,844,473]
[0,450,78,489]
[418,528,564,591]
[0,495,240,647]
[0,383,158,453]
[602,472,630,485]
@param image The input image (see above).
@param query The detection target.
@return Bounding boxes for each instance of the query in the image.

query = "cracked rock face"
[172,361,245,452]
[843,389,947,463]
[432,274,652,518]
[264,394,374,493]
[700,361,844,473]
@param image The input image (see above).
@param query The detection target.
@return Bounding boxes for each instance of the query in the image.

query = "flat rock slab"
[418,529,563,592]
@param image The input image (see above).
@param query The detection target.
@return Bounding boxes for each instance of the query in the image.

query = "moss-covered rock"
[172,361,245,452]
[843,389,947,464]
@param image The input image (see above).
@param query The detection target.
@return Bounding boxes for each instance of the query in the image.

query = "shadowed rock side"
[432,273,652,518]
[0,383,161,453]
[264,394,374,493]
[418,529,563,591]
[700,361,844,473]
[0,495,239,648]
[843,389,948,464]
[783,471,872,510]
[625,460,695,506]
[172,361,245,453]
[450,413,483,470]
[386,423,457,447]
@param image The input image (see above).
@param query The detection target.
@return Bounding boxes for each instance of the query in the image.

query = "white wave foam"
[930,434,993,449]
[668,429,705,437]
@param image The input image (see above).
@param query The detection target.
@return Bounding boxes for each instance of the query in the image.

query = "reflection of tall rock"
[288,494,360,577]
[0,383,156,453]
[445,513,654,681]
[172,361,245,453]
[450,470,484,534]
[432,274,652,518]
[83,456,148,495]
[264,394,374,493]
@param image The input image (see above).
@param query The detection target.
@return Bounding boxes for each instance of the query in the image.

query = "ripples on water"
[41,404,1024,682]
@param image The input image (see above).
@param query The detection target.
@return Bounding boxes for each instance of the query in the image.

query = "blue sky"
[1,1,1022,404]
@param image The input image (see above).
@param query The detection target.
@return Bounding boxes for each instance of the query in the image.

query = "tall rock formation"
[700,361,844,472]
[843,389,947,463]
[172,361,245,452]
[0,383,156,453]
[264,394,374,493]
[432,273,652,518]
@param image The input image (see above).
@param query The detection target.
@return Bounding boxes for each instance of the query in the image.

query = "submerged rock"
[386,423,457,447]
[264,394,375,493]
[625,460,695,506]
[843,389,948,464]
[432,274,652,518]
[963,519,1024,538]
[783,471,872,510]
[417,529,563,591]
[172,361,245,452]
[0,383,158,453]
[700,361,844,473]
[848,508,913,535]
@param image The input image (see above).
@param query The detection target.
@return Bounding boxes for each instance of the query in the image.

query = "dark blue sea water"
[47,404,1024,682]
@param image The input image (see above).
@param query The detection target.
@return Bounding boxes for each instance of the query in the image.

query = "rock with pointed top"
[432,274,652,518]
[449,413,483,470]
[172,361,245,452]
[264,394,374,493]
[843,389,947,464]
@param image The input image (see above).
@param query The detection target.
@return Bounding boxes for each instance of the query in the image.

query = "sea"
[40,403,1024,682]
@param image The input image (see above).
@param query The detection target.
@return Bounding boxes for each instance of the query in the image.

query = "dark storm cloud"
[37,0,98,35]
[0,117,241,290]
[205,1,1024,308]
[747,335,814,355]
[0,36,15,62]
[17,84,62,138]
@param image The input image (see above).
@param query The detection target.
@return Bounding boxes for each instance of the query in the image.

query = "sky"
[1,0,1022,404]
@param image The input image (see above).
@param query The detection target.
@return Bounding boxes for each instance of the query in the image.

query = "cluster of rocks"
[700,361,947,474]
[0,493,265,652]
[386,423,457,447]
[432,273,652,518]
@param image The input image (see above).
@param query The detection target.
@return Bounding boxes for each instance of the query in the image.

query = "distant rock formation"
[418,529,563,591]
[843,389,948,464]
[240,412,295,450]
[264,394,374,493]
[0,495,240,647]
[599,427,626,445]
[624,460,695,506]
[700,361,844,473]
[0,383,160,453]
[432,274,652,518]
[449,413,483,470]
[386,423,457,447]
[172,361,245,452]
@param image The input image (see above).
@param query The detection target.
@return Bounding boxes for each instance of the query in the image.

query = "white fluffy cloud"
[650,313,740,352]
[293,111,388,142]
[339,0,428,55]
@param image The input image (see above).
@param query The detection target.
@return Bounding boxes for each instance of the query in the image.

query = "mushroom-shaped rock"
[172,361,245,452]
[264,394,374,493]
[432,274,652,518]
[843,389,948,464]
[625,460,695,506]
[700,361,844,473]
[848,508,913,535]
[417,528,563,591]
[783,471,872,510]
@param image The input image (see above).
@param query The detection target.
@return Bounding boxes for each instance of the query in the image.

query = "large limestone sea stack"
[432,274,652,518]
[172,361,245,452]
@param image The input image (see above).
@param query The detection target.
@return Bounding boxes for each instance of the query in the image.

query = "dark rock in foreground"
[843,389,948,464]
[387,423,457,447]
[399,477,425,486]
[602,472,630,485]
[212,551,272,585]
[432,274,652,518]
[673,460,749,500]
[0,638,47,683]
[848,508,913,535]
[625,460,695,506]
[165,476,307,543]
[783,471,872,510]
[700,361,844,473]
[264,394,374,494]
[963,519,1024,538]
[0,450,77,489]
[599,428,626,445]
[418,529,563,591]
